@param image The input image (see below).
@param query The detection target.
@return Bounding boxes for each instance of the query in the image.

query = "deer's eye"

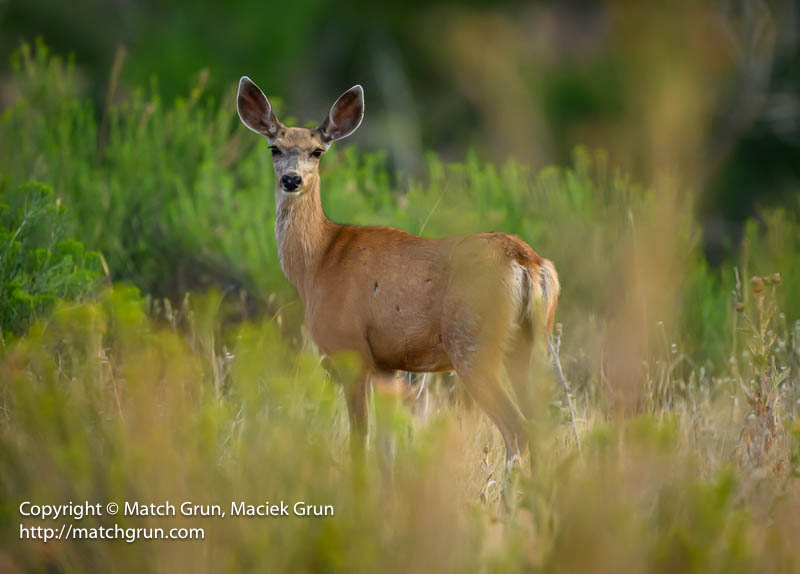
[269,146,282,157]
[311,148,324,158]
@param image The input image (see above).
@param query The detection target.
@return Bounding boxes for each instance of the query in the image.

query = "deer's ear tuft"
[237,76,280,137]
[319,85,364,143]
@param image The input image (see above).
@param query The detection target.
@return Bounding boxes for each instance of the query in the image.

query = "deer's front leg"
[345,367,371,462]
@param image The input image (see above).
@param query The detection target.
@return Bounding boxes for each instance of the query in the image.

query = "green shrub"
[0,180,103,342]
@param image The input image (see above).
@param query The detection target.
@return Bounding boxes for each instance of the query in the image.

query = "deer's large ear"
[318,85,364,143]
[237,76,281,137]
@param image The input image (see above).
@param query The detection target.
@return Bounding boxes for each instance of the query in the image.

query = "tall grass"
[1,283,798,572]
[1,41,799,572]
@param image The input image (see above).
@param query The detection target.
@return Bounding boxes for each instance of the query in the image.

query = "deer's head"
[237,76,364,195]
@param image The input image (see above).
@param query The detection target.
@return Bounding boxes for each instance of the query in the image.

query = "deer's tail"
[537,258,560,333]
[515,256,559,337]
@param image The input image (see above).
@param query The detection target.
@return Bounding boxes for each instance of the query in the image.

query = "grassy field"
[1,42,800,573]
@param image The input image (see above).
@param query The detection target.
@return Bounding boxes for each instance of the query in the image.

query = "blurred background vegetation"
[1,0,798,262]
[1,1,800,572]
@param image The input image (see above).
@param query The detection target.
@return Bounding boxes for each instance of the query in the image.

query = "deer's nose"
[281,173,302,192]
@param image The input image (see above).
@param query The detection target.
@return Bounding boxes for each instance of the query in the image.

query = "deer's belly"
[366,325,452,373]
[304,301,451,372]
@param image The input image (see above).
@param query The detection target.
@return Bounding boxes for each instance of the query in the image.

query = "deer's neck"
[274,176,337,297]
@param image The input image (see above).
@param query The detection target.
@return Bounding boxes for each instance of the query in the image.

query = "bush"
[0,180,103,342]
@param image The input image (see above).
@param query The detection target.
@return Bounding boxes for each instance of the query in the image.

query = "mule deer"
[236,77,559,463]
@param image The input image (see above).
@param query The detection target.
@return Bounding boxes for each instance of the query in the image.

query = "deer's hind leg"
[457,362,528,463]
[442,313,528,463]
[441,243,532,463]
[506,321,536,420]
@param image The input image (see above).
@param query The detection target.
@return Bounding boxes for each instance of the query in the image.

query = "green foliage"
[0,180,102,341]
[1,41,280,301]
[743,210,800,321]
